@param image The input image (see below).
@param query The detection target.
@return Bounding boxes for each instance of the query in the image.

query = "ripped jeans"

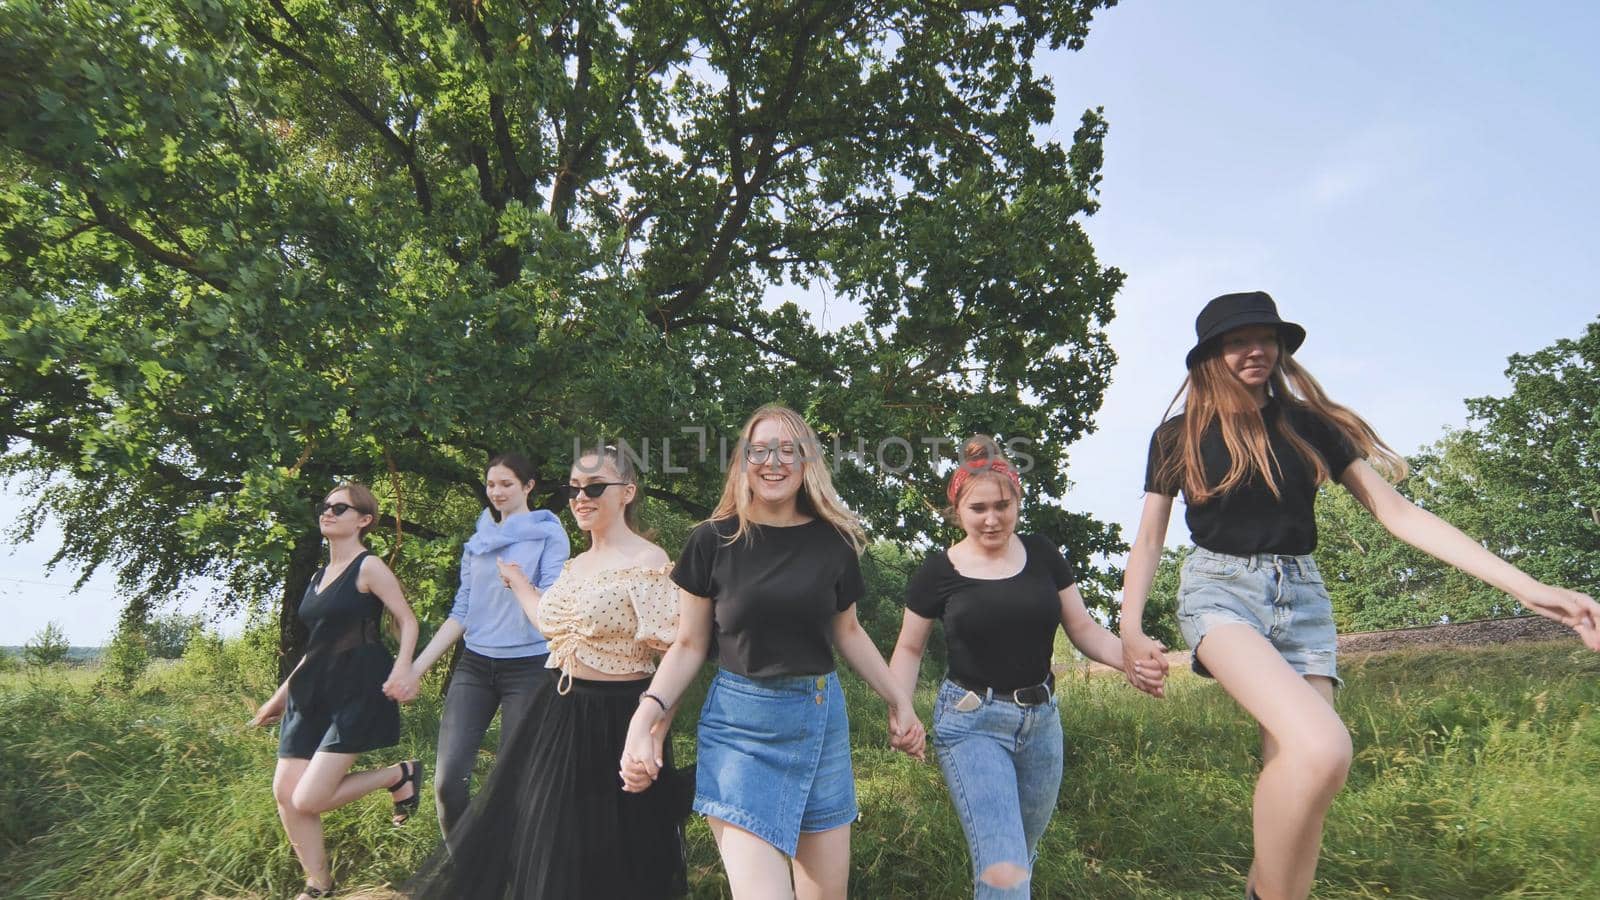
[931,678,1064,898]
[1176,547,1342,687]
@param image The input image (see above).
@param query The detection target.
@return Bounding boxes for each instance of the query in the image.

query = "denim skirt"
[694,668,857,856]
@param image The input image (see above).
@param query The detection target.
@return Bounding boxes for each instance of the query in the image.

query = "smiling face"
[484,463,534,517]
[954,477,1019,551]
[568,454,635,533]
[1219,324,1281,393]
[317,488,374,539]
[743,416,806,509]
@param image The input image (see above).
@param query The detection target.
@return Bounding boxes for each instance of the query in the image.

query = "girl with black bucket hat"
[1117,291,1600,900]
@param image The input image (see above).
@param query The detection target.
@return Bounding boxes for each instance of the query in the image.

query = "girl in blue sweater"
[392,453,570,835]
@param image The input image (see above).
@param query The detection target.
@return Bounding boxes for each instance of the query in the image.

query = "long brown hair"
[710,404,866,553]
[1155,342,1407,503]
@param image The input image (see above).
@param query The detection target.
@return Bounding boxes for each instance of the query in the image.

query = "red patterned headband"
[947,458,1022,506]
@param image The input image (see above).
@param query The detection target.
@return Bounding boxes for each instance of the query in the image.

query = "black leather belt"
[951,673,1055,707]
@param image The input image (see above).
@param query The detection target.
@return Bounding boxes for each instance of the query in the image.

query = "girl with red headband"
[889,436,1167,898]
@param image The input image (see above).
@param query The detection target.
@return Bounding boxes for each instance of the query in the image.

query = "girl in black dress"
[251,483,421,900]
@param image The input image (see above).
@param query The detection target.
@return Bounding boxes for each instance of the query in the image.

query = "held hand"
[1517,584,1600,652]
[496,558,530,590]
[887,699,926,761]
[1121,631,1170,699]
[620,704,664,792]
[250,693,285,727]
[383,666,421,703]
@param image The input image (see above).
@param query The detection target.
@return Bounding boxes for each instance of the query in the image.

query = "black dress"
[277,551,401,759]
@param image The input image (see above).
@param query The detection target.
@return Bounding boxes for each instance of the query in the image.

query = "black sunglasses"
[316,501,359,517]
[556,482,630,501]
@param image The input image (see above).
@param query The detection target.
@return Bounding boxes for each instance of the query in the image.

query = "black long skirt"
[406,674,692,899]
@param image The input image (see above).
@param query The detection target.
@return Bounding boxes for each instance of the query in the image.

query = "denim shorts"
[694,668,857,856]
[1177,547,1341,687]
[931,679,1063,899]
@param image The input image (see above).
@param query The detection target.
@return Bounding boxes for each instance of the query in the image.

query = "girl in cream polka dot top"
[538,560,680,694]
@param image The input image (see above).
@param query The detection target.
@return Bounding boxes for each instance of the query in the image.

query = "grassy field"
[3,638,1598,899]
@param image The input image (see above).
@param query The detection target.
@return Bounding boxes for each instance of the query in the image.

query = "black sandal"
[298,882,335,899]
[388,759,423,826]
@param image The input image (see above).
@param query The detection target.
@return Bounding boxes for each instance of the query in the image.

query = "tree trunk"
[277,527,324,681]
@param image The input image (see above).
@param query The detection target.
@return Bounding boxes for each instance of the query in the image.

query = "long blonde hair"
[709,404,867,553]
[1156,343,1407,503]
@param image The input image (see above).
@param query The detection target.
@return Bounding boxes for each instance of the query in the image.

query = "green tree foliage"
[1453,318,1600,591]
[22,621,70,668]
[0,0,1124,671]
[144,612,206,659]
[1314,317,1600,630]
[101,623,151,690]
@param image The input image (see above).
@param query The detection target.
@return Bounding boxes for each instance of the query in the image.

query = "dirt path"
[1068,614,1578,676]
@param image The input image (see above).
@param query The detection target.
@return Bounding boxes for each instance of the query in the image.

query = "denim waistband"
[715,668,838,695]
[1191,546,1317,577]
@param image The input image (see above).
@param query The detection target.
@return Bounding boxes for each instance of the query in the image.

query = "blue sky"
[3,1,1597,644]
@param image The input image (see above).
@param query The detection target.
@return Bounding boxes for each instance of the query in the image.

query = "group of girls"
[254,292,1600,900]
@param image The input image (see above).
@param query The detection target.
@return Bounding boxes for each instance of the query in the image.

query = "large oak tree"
[1,0,1124,670]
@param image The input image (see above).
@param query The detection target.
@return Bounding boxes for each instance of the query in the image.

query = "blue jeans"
[932,678,1064,898]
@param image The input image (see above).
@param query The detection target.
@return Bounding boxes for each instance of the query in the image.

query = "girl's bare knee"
[980,862,1029,890]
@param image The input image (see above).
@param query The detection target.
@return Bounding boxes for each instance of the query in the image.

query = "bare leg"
[708,816,796,900]
[1196,625,1350,900]
[792,823,850,900]
[272,758,333,895]
[290,752,411,815]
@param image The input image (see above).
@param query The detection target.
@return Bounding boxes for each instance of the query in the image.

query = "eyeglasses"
[744,443,800,465]
[317,502,359,517]
[556,482,630,501]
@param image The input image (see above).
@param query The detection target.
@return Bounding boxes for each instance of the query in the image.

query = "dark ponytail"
[485,452,538,522]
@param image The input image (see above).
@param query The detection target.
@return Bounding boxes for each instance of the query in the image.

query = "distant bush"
[100,625,150,691]
[22,621,69,668]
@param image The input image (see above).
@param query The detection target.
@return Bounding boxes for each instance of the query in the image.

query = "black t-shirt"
[904,533,1076,693]
[672,517,865,678]
[1144,398,1360,555]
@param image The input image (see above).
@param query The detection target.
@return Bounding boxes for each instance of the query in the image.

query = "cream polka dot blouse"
[538,560,679,693]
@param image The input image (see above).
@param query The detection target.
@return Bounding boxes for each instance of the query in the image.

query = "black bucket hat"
[1185,291,1306,369]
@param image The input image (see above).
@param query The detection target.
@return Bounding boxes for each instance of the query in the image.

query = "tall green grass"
[3,640,1597,898]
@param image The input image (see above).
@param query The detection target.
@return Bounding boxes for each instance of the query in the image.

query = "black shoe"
[389,759,424,827]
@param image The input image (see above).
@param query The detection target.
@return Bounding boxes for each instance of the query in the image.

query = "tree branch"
[83,191,232,293]
[244,20,435,214]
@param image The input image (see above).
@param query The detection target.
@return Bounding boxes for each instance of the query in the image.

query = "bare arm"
[410,617,465,677]
[888,609,935,702]
[835,606,925,759]
[1341,460,1600,650]
[1060,583,1124,668]
[251,654,307,725]
[621,589,713,787]
[1119,491,1176,693]
[359,556,420,668]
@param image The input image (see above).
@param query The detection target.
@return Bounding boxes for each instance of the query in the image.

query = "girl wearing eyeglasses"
[888,436,1166,899]
[621,404,925,900]
[390,453,571,836]
[250,483,420,900]
[407,446,690,898]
